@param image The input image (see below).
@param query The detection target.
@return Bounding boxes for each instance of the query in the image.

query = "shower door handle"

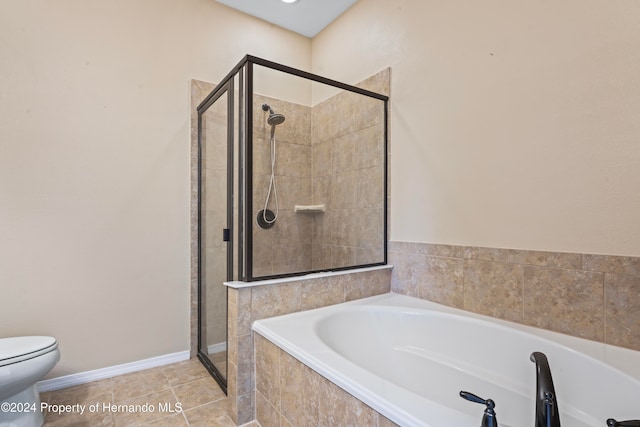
[222,228,230,242]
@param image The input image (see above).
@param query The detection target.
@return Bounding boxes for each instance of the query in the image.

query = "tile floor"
[41,359,257,427]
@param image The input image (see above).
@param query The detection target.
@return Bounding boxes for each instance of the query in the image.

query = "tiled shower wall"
[252,95,313,277]
[253,69,389,276]
[311,75,387,270]
[389,241,640,352]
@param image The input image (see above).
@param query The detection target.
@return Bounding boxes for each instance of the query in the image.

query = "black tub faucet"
[530,352,561,427]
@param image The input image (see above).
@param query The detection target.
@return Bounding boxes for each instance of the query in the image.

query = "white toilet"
[0,336,60,427]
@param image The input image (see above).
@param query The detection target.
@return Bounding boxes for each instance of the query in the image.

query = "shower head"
[267,113,285,126]
[262,103,286,126]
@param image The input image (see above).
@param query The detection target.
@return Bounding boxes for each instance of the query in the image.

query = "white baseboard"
[207,341,227,355]
[37,350,190,392]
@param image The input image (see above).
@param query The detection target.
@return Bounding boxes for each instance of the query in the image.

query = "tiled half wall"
[389,241,640,352]
[227,267,392,425]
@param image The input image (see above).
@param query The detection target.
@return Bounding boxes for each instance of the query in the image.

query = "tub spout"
[530,352,561,427]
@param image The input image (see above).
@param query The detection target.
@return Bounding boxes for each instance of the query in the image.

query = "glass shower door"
[197,80,233,391]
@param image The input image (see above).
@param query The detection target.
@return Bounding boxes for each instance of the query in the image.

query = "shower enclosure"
[196,55,388,390]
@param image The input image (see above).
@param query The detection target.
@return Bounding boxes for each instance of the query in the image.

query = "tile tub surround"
[226,266,392,425]
[254,332,400,427]
[388,241,640,351]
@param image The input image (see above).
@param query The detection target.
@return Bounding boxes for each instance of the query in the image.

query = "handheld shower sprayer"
[257,104,286,229]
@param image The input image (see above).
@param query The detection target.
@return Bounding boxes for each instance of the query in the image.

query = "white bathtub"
[252,293,640,427]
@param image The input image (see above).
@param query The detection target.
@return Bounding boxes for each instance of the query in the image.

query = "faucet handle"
[460,391,498,427]
[607,419,640,427]
[460,391,494,407]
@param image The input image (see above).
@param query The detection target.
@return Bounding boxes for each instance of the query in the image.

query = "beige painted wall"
[312,0,640,257]
[0,0,310,377]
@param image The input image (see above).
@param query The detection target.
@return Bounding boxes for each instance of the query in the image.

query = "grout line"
[167,381,190,427]
[521,264,526,323]
[602,272,607,344]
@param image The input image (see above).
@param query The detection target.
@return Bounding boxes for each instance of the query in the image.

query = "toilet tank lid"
[0,336,58,363]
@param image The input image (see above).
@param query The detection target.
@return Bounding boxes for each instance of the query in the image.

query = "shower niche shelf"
[294,204,326,213]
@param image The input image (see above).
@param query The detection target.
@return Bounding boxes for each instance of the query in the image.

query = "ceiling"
[215,0,358,38]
